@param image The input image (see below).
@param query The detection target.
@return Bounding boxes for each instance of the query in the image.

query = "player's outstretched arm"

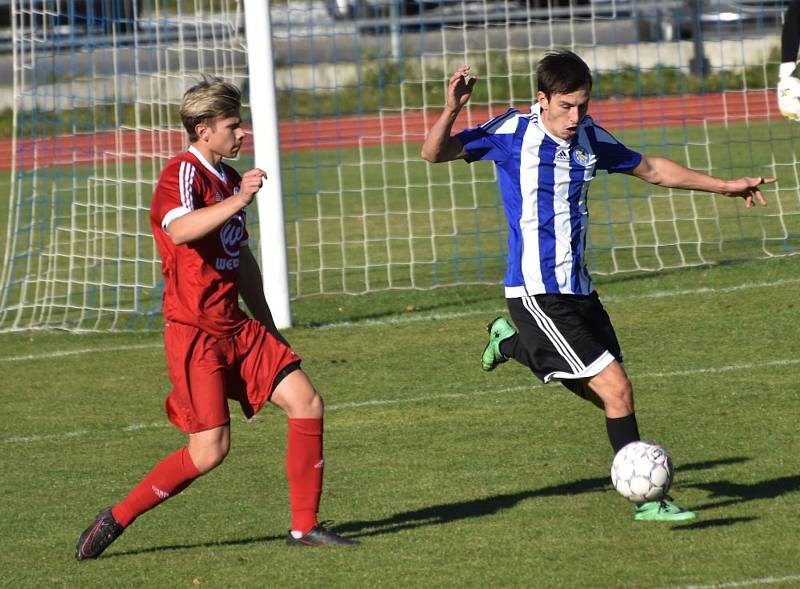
[167,168,266,244]
[239,244,290,347]
[420,66,476,163]
[629,156,772,208]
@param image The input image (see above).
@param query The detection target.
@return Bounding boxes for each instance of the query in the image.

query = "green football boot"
[481,317,517,371]
[633,497,696,522]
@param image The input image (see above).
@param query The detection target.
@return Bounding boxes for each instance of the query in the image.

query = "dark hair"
[536,50,593,98]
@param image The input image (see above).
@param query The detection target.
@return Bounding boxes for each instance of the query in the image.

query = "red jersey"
[150,146,249,337]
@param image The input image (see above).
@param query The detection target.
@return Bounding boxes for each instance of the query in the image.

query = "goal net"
[1,0,250,330]
[1,0,798,331]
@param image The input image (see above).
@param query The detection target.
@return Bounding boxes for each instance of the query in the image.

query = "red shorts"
[163,319,302,433]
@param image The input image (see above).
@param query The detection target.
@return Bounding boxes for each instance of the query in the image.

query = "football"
[611,440,674,503]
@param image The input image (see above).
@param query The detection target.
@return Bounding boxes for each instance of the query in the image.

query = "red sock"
[111,447,201,527]
[286,418,324,534]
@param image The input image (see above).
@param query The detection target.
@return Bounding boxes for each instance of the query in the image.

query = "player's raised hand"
[447,65,476,112]
[721,176,773,208]
[239,168,267,205]
[778,75,800,120]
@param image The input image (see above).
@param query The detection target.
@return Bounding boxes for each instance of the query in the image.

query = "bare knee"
[281,388,324,419]
[270,370,324,419]
[190,443,229,474]
[188,428,231,474]
[587,362,634,418]
[303,391,324,417]
[601,381,633,416]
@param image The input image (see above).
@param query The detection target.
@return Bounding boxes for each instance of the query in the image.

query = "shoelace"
[315,519,336,531]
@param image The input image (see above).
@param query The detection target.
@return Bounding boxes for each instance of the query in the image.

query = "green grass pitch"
[0,114,799,587]
[0,253,799,588]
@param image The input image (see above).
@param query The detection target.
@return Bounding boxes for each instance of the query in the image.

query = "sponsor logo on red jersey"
[216,213,245,270]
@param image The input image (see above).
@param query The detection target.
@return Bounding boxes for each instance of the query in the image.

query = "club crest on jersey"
[214,192,223,202]
[572,147,589,165]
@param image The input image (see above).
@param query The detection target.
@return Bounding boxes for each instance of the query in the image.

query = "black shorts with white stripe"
[506,292,623,384]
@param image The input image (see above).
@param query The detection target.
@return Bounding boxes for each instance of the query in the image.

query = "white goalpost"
[0,0,798,331]
[243,0,292,329]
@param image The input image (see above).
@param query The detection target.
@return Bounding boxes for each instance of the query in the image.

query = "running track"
[0,90,782,172]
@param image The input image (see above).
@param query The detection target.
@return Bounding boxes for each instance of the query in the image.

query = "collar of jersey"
[188,145,228,183]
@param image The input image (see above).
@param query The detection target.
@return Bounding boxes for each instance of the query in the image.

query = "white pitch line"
[658,574,800,589]
[325,358,800,411]
[3,430,91,444]
[3,422,172,444]
[605,277,800,303]
[641,358,800,379]
[0,342,161,363]
[0,277,795,362]
[313,307,499,330]
[326,385,528,410]
[3,357,798,445]
[313,277,800,331]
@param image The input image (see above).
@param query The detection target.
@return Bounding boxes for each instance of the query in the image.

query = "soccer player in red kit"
[75,78,357,560]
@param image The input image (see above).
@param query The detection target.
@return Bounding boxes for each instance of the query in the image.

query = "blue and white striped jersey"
[457,104,642,297]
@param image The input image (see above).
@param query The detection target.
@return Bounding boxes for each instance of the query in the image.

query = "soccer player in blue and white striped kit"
[422,50,772,521]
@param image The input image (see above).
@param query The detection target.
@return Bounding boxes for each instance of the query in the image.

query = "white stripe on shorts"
[521,295,586,374]
[543,350,616,383]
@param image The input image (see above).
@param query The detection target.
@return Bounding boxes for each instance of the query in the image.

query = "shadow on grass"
[105,456,796,556]
[102,473,612,558]
[677,456,748,472]
[104,532,286,559]
[671,517,756,531]
[334,481,606,539]
[687,474,800,512]
[335,457,755,539]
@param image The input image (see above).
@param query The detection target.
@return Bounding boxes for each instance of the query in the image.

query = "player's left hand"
[721,176,774,208]
[778,75,800,120]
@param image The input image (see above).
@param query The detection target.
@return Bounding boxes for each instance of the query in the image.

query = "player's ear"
[195,122,209,141]
[537,91,548,111]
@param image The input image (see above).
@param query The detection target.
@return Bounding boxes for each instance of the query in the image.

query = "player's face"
[201,115,246,160]
[537,85,590,140]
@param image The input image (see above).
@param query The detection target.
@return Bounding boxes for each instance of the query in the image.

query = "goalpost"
[1,0,799,331]
[243,0,292,329]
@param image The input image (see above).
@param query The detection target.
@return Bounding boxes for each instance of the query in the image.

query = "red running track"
[0,90,781,172]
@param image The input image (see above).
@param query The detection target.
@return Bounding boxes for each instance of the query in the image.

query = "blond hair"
[180,77,242,141]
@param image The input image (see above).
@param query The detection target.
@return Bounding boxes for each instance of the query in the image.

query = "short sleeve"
[586,124,642,172]
[456,108,520,163]
[152,159,201,231]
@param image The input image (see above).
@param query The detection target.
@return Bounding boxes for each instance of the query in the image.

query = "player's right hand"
[240,168,267,205]
[778,75,800,120]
